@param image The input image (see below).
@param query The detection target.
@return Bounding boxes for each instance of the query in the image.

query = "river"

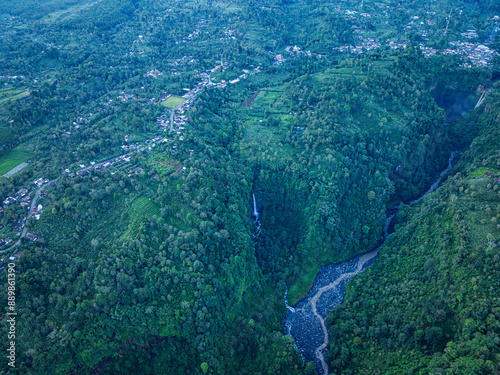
[282,151,458,375]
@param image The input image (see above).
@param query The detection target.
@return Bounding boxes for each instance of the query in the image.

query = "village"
[0,57,263,254]
[0,177,48,251]
[1,9,499,257]
[153,58,261,149]
[316,7,500,69]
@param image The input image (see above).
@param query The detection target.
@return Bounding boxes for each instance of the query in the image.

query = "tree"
[200,362,209,374]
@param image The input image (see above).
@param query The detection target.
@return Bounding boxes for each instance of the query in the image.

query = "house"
[26,233,40,242]
[3,197,14,206]
[15,189,28,197]
[34,178,45,187]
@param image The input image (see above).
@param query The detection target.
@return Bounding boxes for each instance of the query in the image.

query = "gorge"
[282,151,459,374]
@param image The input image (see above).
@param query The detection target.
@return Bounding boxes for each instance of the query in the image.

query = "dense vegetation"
[0,0,498,374]
[327,86,500,374]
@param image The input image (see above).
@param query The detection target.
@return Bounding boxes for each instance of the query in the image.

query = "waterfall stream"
[252,193,261,239]
[282,151,458,375]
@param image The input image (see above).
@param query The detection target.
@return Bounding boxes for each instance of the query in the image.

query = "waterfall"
[252,193,259,218]
[285,289,296,313]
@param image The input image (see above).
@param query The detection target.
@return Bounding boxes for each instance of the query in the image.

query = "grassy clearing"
[265,91,281,100]
[131,196,160,218]
[120,196,160,240]
[42,0,101,23]
[0,149,31,176]
[147,152,182,176]
[250,91,282,111]
[287,245,340,305]
[161,96,186,108]
[312,59,395,82]
[468,167,500,177]
[280,114,293,124]
[0,89,30,105]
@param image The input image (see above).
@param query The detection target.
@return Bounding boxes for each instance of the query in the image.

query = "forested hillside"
[0,0,498,374]
[327,85,500,373]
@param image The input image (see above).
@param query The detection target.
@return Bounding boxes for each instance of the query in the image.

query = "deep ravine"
[282,151,458,375]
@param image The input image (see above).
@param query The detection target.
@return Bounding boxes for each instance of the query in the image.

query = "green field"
[41,0,100,23]
[0,89,30,105]
[0,149,31,175]
[161,95,186,108]
[147,152,181,176]
[130,196,160,218]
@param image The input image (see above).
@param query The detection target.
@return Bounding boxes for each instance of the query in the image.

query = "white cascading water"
[252,193,261,238]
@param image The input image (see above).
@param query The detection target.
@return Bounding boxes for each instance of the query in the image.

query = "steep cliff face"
[248,65,455,305]
[327,84,500,374]
[431,88,479,123]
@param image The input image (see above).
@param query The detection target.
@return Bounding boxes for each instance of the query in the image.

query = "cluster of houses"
[176,29,201,44]
[117,91,138,102]
[0,250,24,262]
[173,114,188,134]
[461,30,479,39]
[420,40,499,68]
[224,29,236,40]
[274,54,286,65]
[344,9,372,20]
[2,188,29,207]
[284,45,319,58]
[388,41,407,50]
[170,55,197,67]
[144,69,164,79]
[155,60,260,144]
[0,178,51,248]
[0,75,25,80]
[322,20,498,69]
[334,37,382,54]
[0,238,13,248]
[73,115,90,131]
[50,113,94,139]
[2,179,48,210]
[31,204,43,220]
[133,35,145,44]
[62,153,140,177]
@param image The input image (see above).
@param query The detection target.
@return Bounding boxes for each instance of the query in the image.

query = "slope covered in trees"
[327,84,500,374]
[0,0,498,374]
